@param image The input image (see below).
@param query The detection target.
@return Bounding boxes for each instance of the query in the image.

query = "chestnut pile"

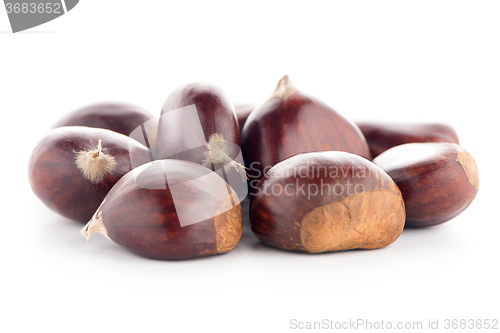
[29,76,479,260]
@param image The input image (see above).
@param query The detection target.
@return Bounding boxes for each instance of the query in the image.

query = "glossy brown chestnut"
[241,76,371,182]
[156,82,247,198]
[373,142,479,227]
[356,122,459,158]
[234,103,256,132]
[52,102,155,138]
[250,151,405,253]
[156,83,239,163]
[28,126,151,222]
[81,159,242,260]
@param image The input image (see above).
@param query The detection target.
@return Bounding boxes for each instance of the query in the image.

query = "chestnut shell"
[373,142,479,227]
[52,102,154,138]
[86,160,242,260]
[234,103,256,132]
[28,126,151,222]
[155,83,240,162]
[356,122,460,158]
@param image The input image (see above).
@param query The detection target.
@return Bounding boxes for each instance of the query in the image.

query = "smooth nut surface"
[356,122,460,158]
[53,102,154,137]
[28,126,151,222]
[250,151,405,253]
[241,76,371,181]
[83,160,243,260]
[373,142,479,227]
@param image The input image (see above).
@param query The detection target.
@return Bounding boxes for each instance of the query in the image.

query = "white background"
[1,1,499,332]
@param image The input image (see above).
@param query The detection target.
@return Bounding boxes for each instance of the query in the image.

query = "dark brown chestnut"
[250,151,405,253]
[52,102,155,138]
[155,82,247,199]
[356,122,459,158]
[241,76,371,182]
[373,142,479,227]
[234,103,256,132]
[28,126,151,222]
[81,159,242,260]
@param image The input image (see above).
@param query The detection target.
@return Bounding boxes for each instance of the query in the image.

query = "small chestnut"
[81,159,242,260]
[373,142,479,227]
[250,151,405,253]
[241,76,371,181]
[28,126,151,222]
[356,122,459,158]
[234,103,256,132]
[52,102,155,138]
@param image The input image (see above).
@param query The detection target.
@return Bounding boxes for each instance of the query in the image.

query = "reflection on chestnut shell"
[28,126,151,222]
[356,122,459,158]
[82,159,243,260]
[249,151,405,253]
[242,76,371,181]
[373,142,479,227]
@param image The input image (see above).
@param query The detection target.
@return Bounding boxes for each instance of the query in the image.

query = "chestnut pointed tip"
[202,133,248,179]
[269,75,298,100]
[81,209,110,242]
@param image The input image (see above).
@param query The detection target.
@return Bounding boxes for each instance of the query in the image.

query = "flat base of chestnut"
[253,190,405,254]
[82,202,242,260]
[300,190,404,253]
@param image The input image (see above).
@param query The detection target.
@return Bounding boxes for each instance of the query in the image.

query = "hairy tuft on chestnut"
[249,151,405,253]
[242,76,371,182]
[81,159,242,260]
[28,126,151,222]
[373,142,479,227]
[356,122,459,158]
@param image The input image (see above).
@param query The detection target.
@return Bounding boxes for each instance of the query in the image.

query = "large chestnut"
[28,126,151,222]
[52,102,155,138]
[81,159,242,260]
[241,76,371,182]
[250,151,405,253]
[356,122,459,158]
[373,143,479,227]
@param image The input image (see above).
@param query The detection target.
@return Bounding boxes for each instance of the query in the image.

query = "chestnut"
[241,76,371,182]
[28,126,151,222]
[156,82,247,199]
[81,159,242,260]
[52,102,155,138]
[373,142,479,227]
[250,151,405,253]
[234,103,256,132]
[356,122,459,158]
